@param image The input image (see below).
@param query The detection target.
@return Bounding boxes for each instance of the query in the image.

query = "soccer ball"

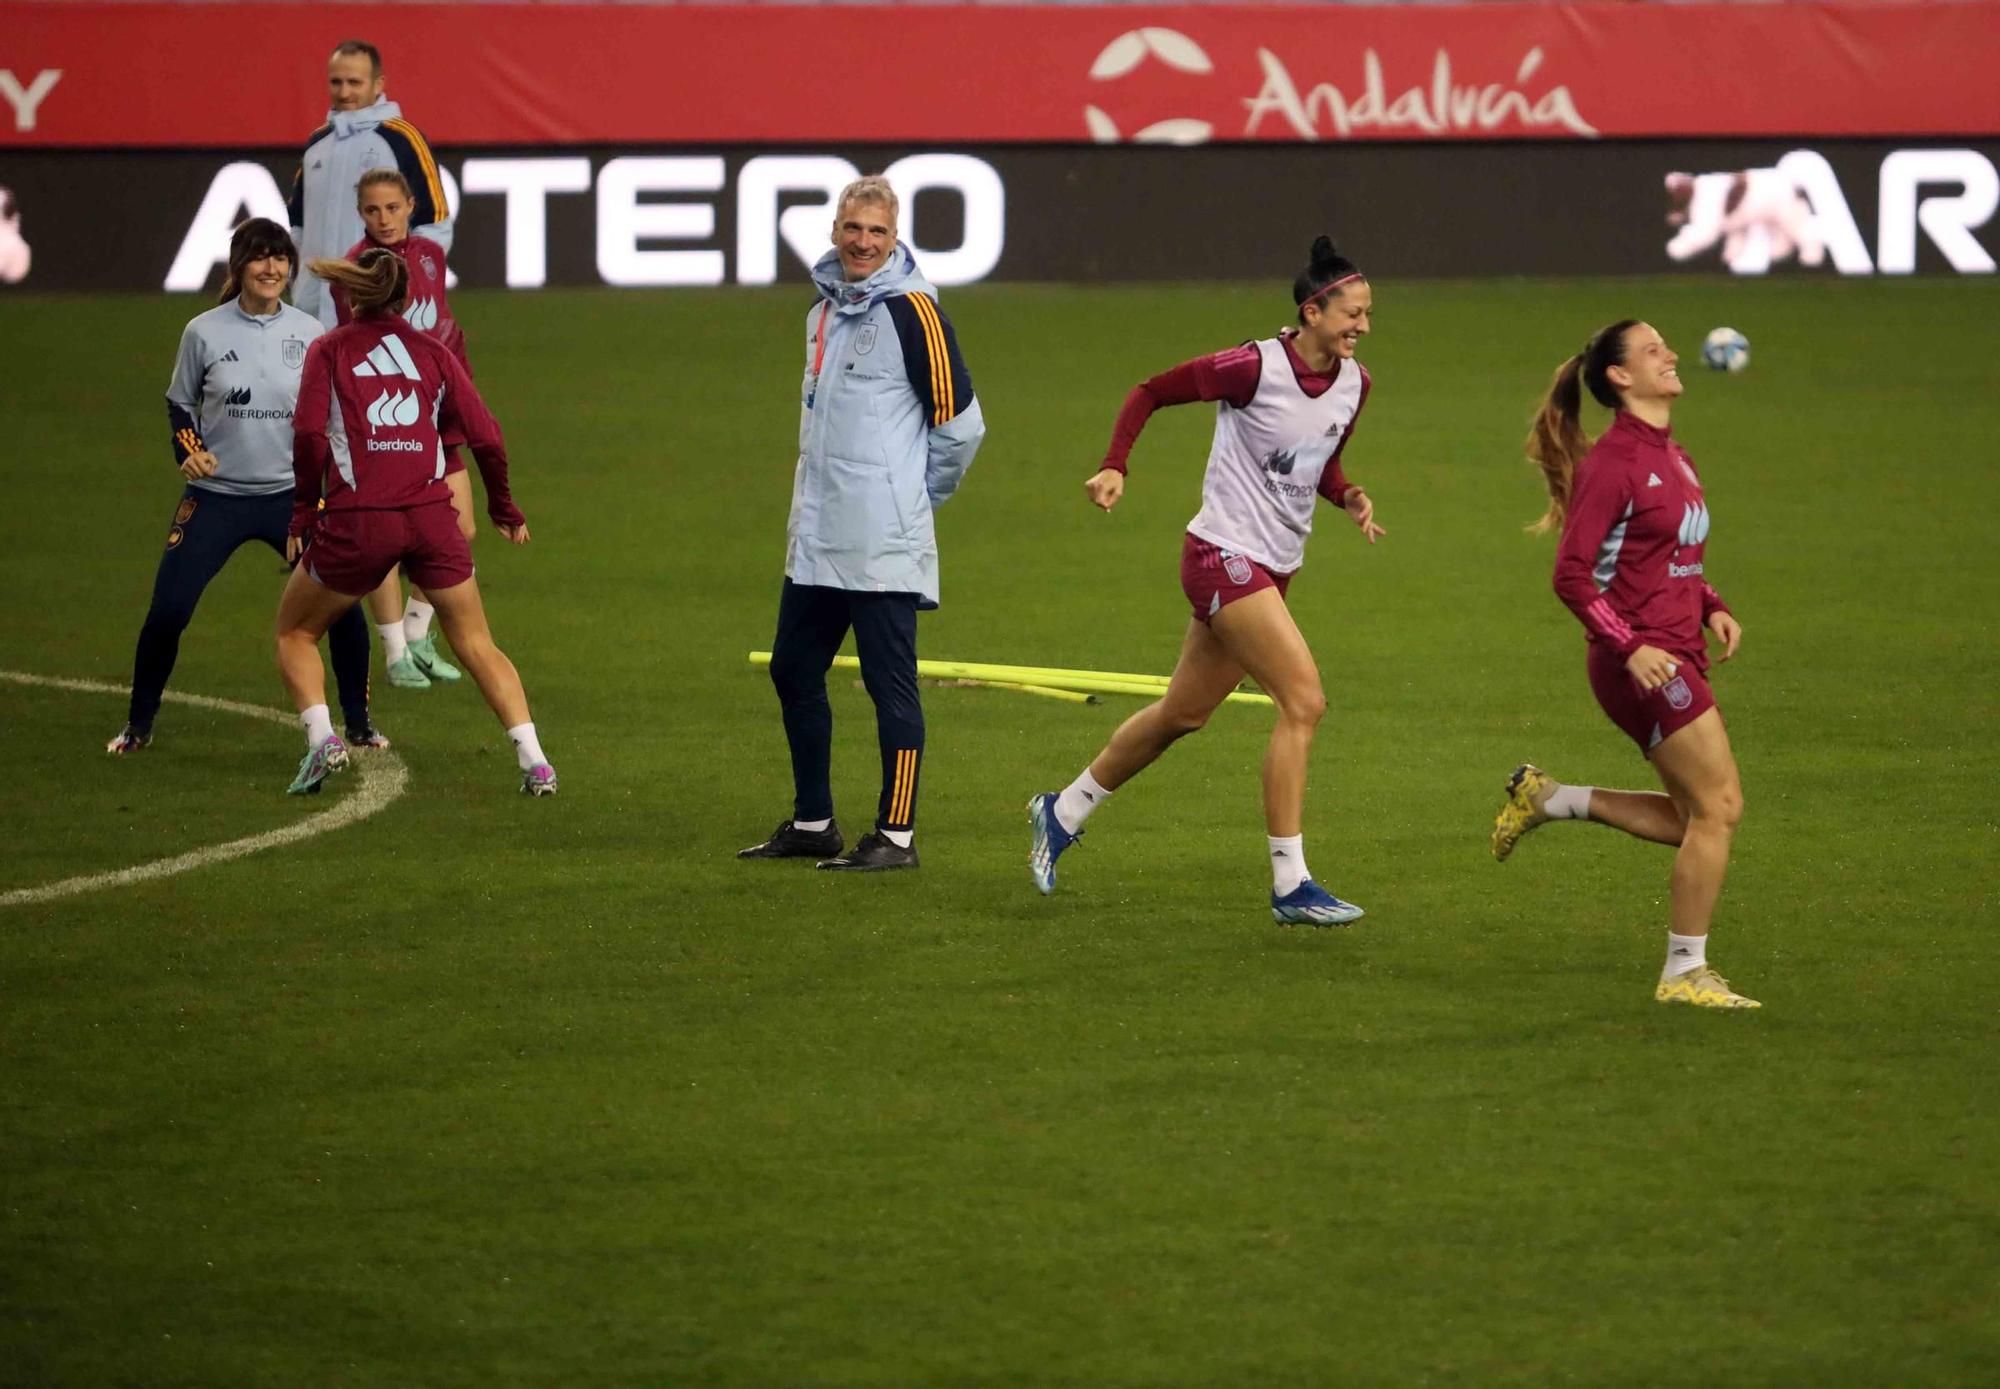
[1700,327,1750,373]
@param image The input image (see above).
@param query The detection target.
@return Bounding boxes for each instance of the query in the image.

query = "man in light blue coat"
[741,176,987,871]
[287,40,452,328]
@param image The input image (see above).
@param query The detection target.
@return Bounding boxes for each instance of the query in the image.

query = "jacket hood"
[812,242,935,314]
[328,96,404,139]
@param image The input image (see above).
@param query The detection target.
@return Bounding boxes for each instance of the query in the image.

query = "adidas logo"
[218,350,240,363]
[350,333,422,380]
[224,386,252,405]
[403,297,439,331]
[365,387,422,429]
[1647,472,1664,488]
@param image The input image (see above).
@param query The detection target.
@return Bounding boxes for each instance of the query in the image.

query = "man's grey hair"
[836,175,899,225]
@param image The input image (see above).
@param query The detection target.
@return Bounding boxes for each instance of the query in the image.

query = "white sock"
[1663,932,1708,979]
[793,817,832,832]
[377,622,409,666]
[880,827,914,849]
[1545,783,1593,820]
[403,598,435,642]
[1269,834,1309,895]
[301,704,335,749]
[1054,769,1112,834]
[507,721,546,771]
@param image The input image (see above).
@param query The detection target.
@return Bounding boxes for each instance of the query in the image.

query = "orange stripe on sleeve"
[384,119,447,214]
[910,294,951,424]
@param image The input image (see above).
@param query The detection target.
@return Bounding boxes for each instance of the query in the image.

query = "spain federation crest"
[174,497,197,525]
[282,338,306,369]
[855,323,878,356]
[1662,675,1693,710]
[1223,552,1254,586]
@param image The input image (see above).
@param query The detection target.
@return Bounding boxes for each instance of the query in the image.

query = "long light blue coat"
[787,244,986,607]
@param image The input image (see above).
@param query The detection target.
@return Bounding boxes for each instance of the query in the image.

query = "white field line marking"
[0,671,409,909]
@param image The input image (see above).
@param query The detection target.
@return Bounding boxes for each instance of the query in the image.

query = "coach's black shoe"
[817,831,918,872]
[105,722,152,755]
[345,719,392,751]
[738,819,844,860]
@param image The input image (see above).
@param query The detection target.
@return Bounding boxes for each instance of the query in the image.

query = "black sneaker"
[738,819,844,860]
[817,831,918,872]
[105,722,152,755]
[346,719,392,750]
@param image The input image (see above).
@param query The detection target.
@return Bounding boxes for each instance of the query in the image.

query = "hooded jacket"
[288,97,452,327]
[787,244,986,606]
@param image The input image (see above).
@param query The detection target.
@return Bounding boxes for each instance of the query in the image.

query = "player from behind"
[1490,320,1757,1010]
[108,219,383,756]
[333,168,477,692]
[1026,236,1386,926]
[277,249,555,797]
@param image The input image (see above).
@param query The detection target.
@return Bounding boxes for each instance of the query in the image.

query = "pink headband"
[1300,271,1366,312]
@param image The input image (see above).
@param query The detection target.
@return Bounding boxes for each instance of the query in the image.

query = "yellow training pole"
[749,653,1273,707]
[980,680,1096,704]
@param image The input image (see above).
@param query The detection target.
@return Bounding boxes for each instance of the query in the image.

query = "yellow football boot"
[1491,763,1556,862]
[1654,965,1761,1010]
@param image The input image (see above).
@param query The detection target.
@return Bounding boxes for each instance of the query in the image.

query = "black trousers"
[768,579,924,833]
[128,486,371,730]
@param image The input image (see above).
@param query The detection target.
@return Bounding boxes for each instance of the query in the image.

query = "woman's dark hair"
[309,247,409,318]
[1292,235,1365,323]
[1524,318,1641,533]
[217,218,297,305]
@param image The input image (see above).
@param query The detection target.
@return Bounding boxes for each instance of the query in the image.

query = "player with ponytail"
[335,167,481,691]
[275,247,557,797]
[1493,319,1758,1009]
[1027,235,1385,926]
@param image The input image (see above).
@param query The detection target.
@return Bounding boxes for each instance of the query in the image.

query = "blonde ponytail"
[310,247,407,317]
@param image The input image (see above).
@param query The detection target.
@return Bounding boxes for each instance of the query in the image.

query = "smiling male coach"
[739,175,987,873]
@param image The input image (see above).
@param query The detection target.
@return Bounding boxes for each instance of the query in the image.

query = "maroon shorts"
[306,503,474,597]
[1180,533,1293,623]
[1586,642,1718,755]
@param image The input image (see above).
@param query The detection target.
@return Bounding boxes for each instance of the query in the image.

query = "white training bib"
[1186,337,1364,573]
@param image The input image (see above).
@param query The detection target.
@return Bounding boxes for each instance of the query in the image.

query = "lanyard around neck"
[812,303,831,384]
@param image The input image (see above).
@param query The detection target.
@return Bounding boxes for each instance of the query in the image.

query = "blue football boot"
[1272,878,1365,926]
[1027,792,1080,895]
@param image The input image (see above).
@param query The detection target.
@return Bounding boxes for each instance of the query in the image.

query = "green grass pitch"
[2,277,1996,1387]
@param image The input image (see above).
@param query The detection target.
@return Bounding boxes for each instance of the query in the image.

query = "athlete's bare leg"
[1647,708,1743,937]
[363,570,401,626]
[1087,617,1244,792]
[276,567,365,712]
[1208,588,1324,838]
[1586,788,1687,845]
[423,575,531,728]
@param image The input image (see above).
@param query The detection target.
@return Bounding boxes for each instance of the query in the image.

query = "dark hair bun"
[1309,235,1342,269]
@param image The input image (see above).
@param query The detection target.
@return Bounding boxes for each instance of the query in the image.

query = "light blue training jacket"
[787,243,986,607]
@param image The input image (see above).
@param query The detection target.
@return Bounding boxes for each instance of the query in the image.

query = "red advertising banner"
[4,3,1997,149]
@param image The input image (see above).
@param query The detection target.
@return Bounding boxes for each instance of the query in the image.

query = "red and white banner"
[5,3,1997,149]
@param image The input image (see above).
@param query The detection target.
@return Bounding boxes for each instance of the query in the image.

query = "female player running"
[108,219,383,755]
[332,168,476,691]
[1027,236,1385,925]
[1490,319,1757,1009]
[277,249,556,797]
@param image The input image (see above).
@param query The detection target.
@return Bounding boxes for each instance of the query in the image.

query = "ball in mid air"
[1701,327,1750,373]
